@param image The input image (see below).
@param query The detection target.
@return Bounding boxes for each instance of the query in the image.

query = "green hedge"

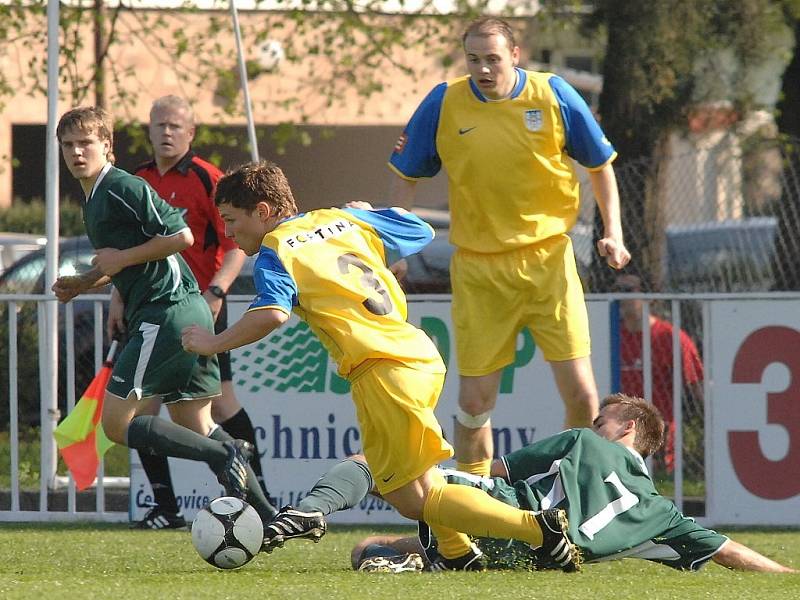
[0,199,85,237]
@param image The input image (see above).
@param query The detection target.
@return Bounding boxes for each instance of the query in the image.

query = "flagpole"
[229,0,260,162]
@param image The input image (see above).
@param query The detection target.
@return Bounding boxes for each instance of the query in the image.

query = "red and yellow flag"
[53,341,119,491]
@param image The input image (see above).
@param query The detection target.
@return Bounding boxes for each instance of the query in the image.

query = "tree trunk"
[94,0,107,109]
[773,20,800,290]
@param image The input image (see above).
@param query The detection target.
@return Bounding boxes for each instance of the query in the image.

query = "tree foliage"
[585,0,798,290]
[0,199,85,236]
[773,10,800,289]
[0,1,492,155]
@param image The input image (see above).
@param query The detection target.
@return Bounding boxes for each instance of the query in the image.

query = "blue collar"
[468,67,527,103]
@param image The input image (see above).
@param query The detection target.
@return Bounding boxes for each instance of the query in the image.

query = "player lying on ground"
[262,394,797,574]
[181,161,579,571]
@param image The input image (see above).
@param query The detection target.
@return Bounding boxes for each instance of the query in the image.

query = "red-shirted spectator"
[126,96,275,529]
[616,274,704,472]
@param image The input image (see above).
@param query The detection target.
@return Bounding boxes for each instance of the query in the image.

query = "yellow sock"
[421,479,474,558]
[424,482,543,547]
[456,458,492,477]
[430,523,473,559]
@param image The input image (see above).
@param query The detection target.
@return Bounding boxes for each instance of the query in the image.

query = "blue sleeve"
[247,247,298,314]
[388,83,447,179]
[549,75,616,168]
[343,207,435,265]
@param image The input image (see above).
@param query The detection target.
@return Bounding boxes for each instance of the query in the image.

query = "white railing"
[4,291,799,523]
[0,292,123,522]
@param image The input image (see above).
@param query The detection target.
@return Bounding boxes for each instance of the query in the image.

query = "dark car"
[0,236,99,295]
[230,208,594,296]
[0,232,47,276]
[228,208,455,296]
[0,236,108,428]
[0,235,263,429]
[665,217,778,292]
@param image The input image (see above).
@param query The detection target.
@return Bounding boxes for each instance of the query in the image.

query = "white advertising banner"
[706,299,800,525]
[130,298,611,524]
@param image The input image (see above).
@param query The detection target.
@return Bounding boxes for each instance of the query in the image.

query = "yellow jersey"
[246,207,445,378]
[389,69,617,254]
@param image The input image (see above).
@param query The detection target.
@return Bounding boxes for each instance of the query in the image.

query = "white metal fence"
[1,293,122,521]
[3,291,798,524]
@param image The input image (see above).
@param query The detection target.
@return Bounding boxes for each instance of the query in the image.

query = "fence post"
[38,301,59,503]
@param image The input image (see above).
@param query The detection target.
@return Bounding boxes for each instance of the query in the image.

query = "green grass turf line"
[0,525,798,599]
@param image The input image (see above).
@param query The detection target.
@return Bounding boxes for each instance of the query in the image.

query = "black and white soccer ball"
[191,496,263,569]
[256,39,284,73]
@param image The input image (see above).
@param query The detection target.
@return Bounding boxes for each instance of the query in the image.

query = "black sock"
[138,451,180,514]
[209,427,278,521]
[127,416,228,470]
[220,408,266,483]
[298,458,373,516]
[360,543,406,563]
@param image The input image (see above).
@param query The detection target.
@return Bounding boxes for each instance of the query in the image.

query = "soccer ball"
[256,39,284,73]
[191,496,263,570]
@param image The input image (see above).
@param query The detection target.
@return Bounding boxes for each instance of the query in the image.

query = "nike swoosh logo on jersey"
[458,127,476,135]
[382,473,396,483]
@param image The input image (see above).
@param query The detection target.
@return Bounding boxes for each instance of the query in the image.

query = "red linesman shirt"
[135,151,237,291]
[620,316,704,471]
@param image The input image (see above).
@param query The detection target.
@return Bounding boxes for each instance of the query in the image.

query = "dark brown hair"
[601,393,665,458]
[462,16,517,49]
[215,161,297,219]
[56,106,115,163]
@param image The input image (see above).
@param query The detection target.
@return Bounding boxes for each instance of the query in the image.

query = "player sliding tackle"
[245,394,797,574]
[181,161,579,571]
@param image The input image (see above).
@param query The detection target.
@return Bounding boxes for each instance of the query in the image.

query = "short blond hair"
[150,95,195,125]
[56,106,115,163]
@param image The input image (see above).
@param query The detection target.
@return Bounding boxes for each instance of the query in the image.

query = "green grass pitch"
[0,524,798,599]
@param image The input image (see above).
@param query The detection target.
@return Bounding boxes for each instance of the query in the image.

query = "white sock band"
[456,408,492,429]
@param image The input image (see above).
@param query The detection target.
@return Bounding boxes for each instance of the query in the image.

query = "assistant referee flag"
[53,340,119,491]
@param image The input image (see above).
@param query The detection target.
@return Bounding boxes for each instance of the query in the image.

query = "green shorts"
[106,294,221,403]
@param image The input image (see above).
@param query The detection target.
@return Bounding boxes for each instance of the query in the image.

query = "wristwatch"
[207,285,227,299]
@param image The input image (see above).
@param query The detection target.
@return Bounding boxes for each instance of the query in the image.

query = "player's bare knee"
[384,488,425,521]
[458,373,501,414]
[101,415,127,445]
[392,500,424,521]
[210,388,240,422]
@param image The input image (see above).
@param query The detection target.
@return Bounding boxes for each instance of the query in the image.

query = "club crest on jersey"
[523,109,543,132]
[393,132,408,154]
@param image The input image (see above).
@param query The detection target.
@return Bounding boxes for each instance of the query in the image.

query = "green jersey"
[82,164,198,321]
[443,429,728,571]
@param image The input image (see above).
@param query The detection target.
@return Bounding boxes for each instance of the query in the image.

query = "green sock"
[126,415,227,468]
[209,427,277,521]
[297,458,373,516]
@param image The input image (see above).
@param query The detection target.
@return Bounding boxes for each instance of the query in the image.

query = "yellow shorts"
[350,361,452,495]
[451,234,590,375]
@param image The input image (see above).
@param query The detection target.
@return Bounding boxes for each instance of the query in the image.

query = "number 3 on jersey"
[337,253,394,316]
